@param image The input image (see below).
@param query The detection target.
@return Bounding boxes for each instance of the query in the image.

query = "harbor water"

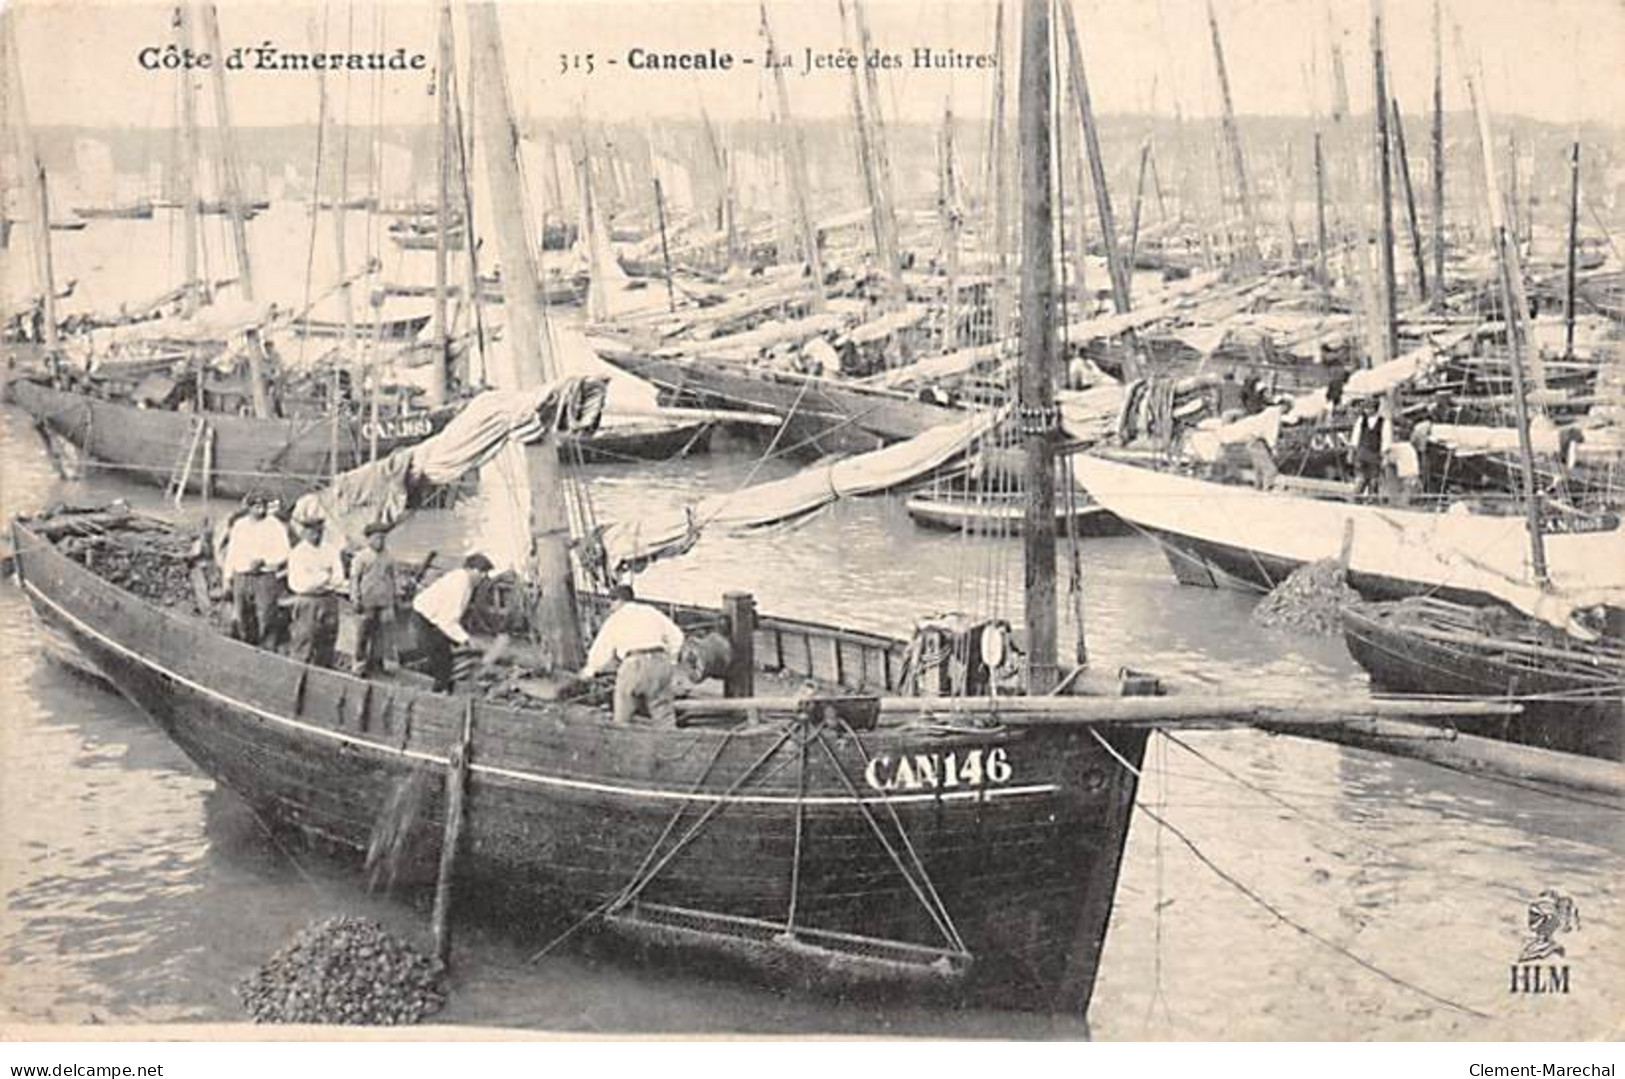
[2,209,1622,1039]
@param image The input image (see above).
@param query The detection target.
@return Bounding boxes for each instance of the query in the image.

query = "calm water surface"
[2,211,1622,1038]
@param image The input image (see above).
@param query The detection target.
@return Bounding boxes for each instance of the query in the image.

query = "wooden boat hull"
[8,377,450,501]
[10,518,1148,1016]
[603,351,960,459]
[1341,601,1625,761]
[1074,454,1625,615]
[561,420,713,463]
[906,493,1127,537]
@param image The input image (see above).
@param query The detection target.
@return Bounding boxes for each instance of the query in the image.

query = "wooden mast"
[4,16,58,352]
[428,0,452,406]
[1429,0,1446,310]
[1371,1,1398,363]
[848,0,902,301]
[1563,141,1580,358]
[1057,0,1130,313]
[175,3,201,317]
[939,98,961,352]
[840,0,893,301]
[199,1,253,303]
[654,177,676,312]
[1019,0,1058,694]
[1455,24,1548,585]
[1390,98,1428,303]
[1314,132,1330,310]
[988,0,1011,342]
[466,0,585,668]
[760,1,826,312]
[1205,0,1259,269]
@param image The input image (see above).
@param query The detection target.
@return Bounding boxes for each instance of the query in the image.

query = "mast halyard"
[1019,0,1058,694]
[466,0,586,668]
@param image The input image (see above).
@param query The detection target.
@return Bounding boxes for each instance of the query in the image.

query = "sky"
[6,0,1622,130]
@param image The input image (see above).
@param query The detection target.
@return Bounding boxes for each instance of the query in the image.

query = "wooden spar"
[1261,718,1625,801]
[1057,0,1130,313]
[33,164,59,352]
[653,177,676,313]
[176,5,200,317]
[4,17,57,353]
[1430,0,1446,310]
[1390,98,1428,303]
[466,1,586,669]
[1371,2,1399,363]
[1019,0,1058,694]
[1126,138,1152,280]
[1454,25,1548,585]
[1069,87,1090,308]
[674,693,1521,724]
[840,0,893,302]
[428,0,452,407]
[759,2,826,312]
[1564,141,1580,358]
[1205,0,1259,269]
[850,0,902,301]
[939,98,961,351]
[199,2,254,303]
[988,1,1011,342]
[452,66,487,385]
[431,699,475,967]
[1314,132,1330,308]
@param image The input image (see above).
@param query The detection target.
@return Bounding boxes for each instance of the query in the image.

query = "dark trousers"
[232,572,282,647]
[352,606,390,674]
[289,594,339,668]
[413,611,456,693]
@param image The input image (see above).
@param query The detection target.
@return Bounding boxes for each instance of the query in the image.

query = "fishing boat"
[905,487,1124,537]
[3,2,1158,1018]
[1341,597,1624,761]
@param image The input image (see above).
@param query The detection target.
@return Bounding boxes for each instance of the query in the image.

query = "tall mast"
[760,2,825,311]
[939,98,961,352]
[840,0,896,302]
[1455,24,1548,585]
[1019,0,1058,694]
[428,0,452,406]
[1563,141,1580,358]
[175,3,200,316]
[1057,0,1130,312]
[1390,98,1427,303]
[848,0,901,300]
[466,0,585,667]
[1371,1,1398,363]
[199,1,253,300]
[1429,0,1446,310]
[4,16,58,351]
[1314,132,1330,310]
[1206,0,1258,269]
[988,1,1011,342]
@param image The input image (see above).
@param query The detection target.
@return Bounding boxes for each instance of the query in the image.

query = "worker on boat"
[410,553,494,693]
[287,512,347,668]
[573,583,686,726]
[1349,399,1384,501]
[220,493,291,648]
[348,522,398,676]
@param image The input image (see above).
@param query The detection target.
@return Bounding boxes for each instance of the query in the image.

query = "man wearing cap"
[221,493,292,647]
[287,513,348,667]
[574,583,686,726]
[348,522,398,676]
[410,553,493,693]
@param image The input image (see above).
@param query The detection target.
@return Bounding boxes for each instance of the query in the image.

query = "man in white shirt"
[221,494,291,647]
[410,553,493,692]
[287,515,348,667]
[575,584,686,726]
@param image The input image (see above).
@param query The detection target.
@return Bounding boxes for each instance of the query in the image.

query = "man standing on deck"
[286,513,347,668]
[221,493,291,647]
[573,584,686,726]
[410,553,493,693]
[348,522,398,676]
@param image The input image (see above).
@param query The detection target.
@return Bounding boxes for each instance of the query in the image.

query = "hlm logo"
[1509,889,1579,995]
